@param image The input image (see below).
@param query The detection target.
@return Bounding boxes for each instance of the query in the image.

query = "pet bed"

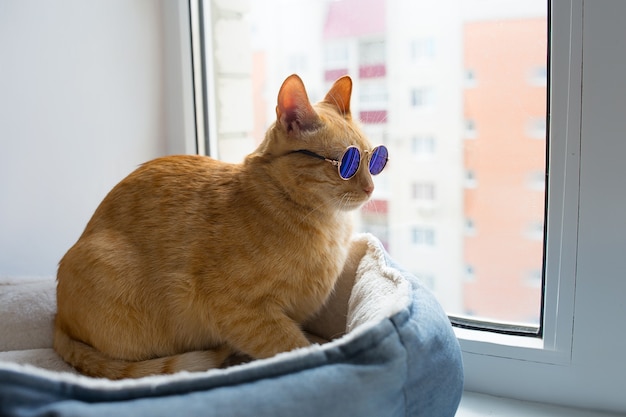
[0,234,463,417]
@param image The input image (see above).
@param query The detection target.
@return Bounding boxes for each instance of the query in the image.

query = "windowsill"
[458,392,622,417]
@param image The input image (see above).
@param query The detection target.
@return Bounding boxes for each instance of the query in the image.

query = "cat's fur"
[54,75,377,379]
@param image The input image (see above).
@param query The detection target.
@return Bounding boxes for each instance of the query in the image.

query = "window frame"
[457,0,582,385]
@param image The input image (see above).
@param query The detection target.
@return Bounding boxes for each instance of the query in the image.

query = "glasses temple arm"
[291,149,340,167]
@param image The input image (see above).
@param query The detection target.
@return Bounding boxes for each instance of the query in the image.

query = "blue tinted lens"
[369,145,388,175]
[339,147,361,179]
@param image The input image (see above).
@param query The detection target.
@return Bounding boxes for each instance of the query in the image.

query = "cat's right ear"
[323,75,352,117]
[276,74,321,136]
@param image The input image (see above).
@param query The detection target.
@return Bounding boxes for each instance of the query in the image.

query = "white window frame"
[458,0,582,396]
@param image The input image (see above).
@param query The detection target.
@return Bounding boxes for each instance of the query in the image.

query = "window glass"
[411,37,436,62]
[205,0,547,329]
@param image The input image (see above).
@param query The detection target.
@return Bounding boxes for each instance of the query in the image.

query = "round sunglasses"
[291,145,389,180]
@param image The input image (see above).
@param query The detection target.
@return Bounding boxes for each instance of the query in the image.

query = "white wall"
[0,0,194,276]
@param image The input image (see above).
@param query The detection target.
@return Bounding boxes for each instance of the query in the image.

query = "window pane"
[205,0,547,329]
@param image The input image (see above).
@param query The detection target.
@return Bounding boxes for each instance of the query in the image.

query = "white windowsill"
[458,392,623,417]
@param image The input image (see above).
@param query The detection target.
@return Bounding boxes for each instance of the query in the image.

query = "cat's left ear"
[323,75,352,117]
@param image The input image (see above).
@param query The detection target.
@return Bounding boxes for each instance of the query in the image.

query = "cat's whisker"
[362,198,380,216]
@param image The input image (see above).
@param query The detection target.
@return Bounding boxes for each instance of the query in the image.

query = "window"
[198,0,550,331]
[412,227,435,246]
[411,37,436,62]
[195,1,626,411]
[524,269,542,288]
[359,81,388,108]
[411,135,436,156]
[200,0,545,329]
[324,42,350,69]
[411,87,435,108]
[287,54,308,74]
[412,182,436,200]
[464,169,477,188]
[464,264,476,282]
[524,221,544,240]
[361,220,389,249]
[359,40,386,65]
[464,119,477,138]
[527,170,546,190]
[464,68,477,87]
[527,117,547,138]
[529,66,547,85]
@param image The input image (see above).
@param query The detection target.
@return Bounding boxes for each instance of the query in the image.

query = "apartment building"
[462,17,547,323]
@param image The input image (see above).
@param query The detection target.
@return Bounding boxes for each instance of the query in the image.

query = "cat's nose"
[363,184,374,196]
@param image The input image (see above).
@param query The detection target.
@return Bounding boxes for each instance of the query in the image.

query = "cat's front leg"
[217,305,311,360]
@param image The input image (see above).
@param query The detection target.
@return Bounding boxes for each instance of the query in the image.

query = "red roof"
[323,0,386,39]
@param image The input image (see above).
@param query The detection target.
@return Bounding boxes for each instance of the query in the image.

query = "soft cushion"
[0,234,463,417]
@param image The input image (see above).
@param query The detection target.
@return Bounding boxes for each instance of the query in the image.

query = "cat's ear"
[276,74,321,135]
[323,75,352,117]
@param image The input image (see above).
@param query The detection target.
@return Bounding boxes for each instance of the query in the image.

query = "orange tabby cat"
[54,74,388,379]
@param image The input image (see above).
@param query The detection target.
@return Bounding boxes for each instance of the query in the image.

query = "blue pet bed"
[0,234,463,417]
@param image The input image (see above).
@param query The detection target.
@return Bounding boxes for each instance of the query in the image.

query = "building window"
[411,37,436,62]
[411,87,435,108]
[529,66,547,85]
[411,135,436,156]
[359,39,386,65]
[412,182,436,200]
[464,170,477,188]
[464,69,477,87]
[359,81,388,108]
[524,221,544,241]
[465,218,476,236]
[287,54,308,74]
[527,117,546,139]
[527,170,546,190]
[412,227,435,246]
[524,269,542,288]
[324,43,349,69]
[465,265,476,282]
[464,119,477,138]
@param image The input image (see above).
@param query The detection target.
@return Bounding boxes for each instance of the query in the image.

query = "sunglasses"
[292,145,389,180]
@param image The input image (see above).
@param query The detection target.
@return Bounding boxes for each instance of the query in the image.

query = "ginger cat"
[54,74,388,379]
